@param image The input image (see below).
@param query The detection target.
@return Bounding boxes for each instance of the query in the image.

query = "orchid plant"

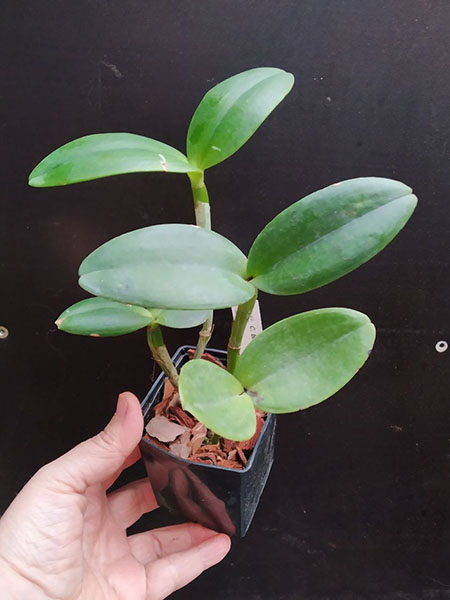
[29,68,417,442]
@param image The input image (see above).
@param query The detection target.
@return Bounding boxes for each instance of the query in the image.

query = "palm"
[44,481,147,599]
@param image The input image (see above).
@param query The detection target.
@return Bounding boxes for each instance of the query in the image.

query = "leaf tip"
[285,70,295,85]
[409,193,419,209]
[28,173,46,187]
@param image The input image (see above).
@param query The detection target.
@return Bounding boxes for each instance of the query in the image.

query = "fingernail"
[116,393,129,422]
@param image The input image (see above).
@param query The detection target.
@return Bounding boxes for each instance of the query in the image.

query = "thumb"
[41,392,144,492]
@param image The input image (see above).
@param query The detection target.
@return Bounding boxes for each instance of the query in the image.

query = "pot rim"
[140,345,275,474]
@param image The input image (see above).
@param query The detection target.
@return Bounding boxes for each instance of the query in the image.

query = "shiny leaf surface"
[234,308,376,413]
[29,133,196,187]
[179,359,257,441]
[79,224,255,310]
[187,67,294,170]
[56,298,153,337]
[151,309,212,329]
[247,178,417,294]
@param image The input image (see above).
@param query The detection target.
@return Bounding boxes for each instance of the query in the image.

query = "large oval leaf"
[186,67,294,170]
[56,297,154,336]
[29,133,196,187]
[79,224,255,310]
[234,308,376,413]
[247,178,417,295]
[151,308,212,329]
[179,359,257,441]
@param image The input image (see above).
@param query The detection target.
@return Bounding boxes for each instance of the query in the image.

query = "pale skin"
[0,392,231,599]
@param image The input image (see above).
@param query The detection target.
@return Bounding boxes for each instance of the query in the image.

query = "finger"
[128,522,219,564]
[144,532,231,600]
[38,392,144,493]
[108,479,158,529]
[104,445,142,491]
[122,445,142,471]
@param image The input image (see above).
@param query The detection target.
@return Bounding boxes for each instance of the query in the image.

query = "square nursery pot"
[139,346,276,537]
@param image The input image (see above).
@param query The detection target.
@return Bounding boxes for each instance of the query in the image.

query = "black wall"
[2,2,449,598]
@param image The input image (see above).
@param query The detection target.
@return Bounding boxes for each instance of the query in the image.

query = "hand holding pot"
[0,392,230,600]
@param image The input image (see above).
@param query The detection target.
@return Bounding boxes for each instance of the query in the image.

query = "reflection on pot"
[141,443,236,536]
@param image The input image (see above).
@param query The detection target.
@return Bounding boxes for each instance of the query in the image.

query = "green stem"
[188,171,211,230]
[188,170,214,357]
[146,323,179,388]
[227,291,257,374]
[193,313,214,359]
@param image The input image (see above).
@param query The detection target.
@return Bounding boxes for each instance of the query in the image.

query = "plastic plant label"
[231,299,263,352]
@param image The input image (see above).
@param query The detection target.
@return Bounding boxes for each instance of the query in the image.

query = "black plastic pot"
[139,346,276,537]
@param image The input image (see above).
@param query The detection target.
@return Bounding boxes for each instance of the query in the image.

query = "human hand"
[0,392,231,599]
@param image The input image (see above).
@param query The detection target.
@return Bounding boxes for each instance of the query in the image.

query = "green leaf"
[151,309,212,329]
[56,297,153,337]
[56,298,209,336]
[79,224,255,310]
[179,359,257,441]
[234,308,375,413]
[29,133,197,187]
[186,67,294,170]
[247,177,417,295]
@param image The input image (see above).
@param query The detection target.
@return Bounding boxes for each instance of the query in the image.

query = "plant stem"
[146,323,179,388]
[189,170,214,357]
[227,291,257,374]
[193,313,214,359]
[188,171,211,230]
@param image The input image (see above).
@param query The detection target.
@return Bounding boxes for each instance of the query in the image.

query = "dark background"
[1,1,449,598]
